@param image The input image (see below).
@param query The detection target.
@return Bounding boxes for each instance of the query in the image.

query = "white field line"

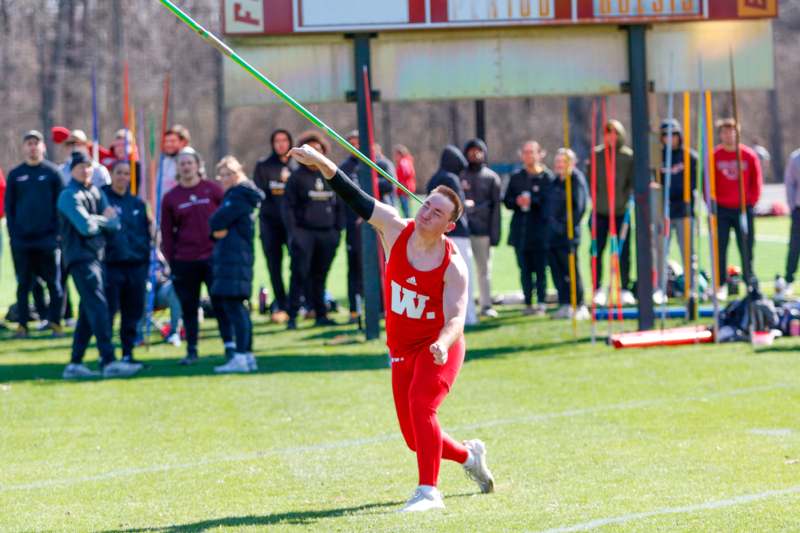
[535,485,800,533]
[0,383,790,493]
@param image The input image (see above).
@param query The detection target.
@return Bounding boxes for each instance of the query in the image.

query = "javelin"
[158,0,420,203]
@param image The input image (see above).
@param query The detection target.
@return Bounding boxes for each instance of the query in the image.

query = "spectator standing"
[252,128,296,321]
[5,130,65,338]
[779,147,800,297]
[426,145,477,325]
[58,152,142,379]
[160,148,233,364]
[461,139,501,318]
[159,125,191,201]
[103,161,151,363]
[58,129,111,188]
[209,156,264,373]
[505,141,554,316]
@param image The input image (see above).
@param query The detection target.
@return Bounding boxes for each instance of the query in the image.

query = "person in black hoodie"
[658,119,698,302]
[462,139,501,319]
[5,130,65,338]
[284,131,346,330]
[548,148,589,319]
[57,152,142,379]
[209,156,265,373]
[252,129,296,322]
[504,140,554,315]
[339,130,397,323]
[103,160,152,363]
[426,145,477,325]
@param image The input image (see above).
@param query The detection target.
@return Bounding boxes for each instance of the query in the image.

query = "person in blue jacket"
[103,160,152,363]
[57,152,142,379]
[209,156,265,374]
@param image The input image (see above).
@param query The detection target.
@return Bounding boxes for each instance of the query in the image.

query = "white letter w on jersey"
[390,280,430,319]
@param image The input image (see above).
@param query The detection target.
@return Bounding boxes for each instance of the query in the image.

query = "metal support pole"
[475,99,486,142]
[354,34,381,340]
[627,25,655,330]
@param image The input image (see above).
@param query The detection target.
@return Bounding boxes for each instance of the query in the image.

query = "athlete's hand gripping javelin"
[289,144,469,365]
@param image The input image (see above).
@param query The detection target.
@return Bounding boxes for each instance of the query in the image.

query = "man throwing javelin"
[289,144,494,513]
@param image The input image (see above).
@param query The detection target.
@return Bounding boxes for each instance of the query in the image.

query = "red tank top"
[385,221,453,356]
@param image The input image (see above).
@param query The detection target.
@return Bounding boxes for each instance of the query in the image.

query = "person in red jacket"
[713,118,763,293]
[393,144,417,218]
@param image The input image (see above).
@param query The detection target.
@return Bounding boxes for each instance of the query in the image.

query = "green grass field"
[2,215,800,532]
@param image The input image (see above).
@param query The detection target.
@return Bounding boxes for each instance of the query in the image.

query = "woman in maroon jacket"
[160,148,233,364]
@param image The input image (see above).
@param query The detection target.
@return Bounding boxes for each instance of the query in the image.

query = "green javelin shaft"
[159,0,420,203]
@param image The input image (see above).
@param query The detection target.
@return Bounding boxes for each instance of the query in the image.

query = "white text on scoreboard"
[448,0,557,21]
[593,0,700,17]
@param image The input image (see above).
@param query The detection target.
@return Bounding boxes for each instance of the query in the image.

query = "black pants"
[549,246,584,306]
[346,237,363,314]
[717,206,755,284]
[70,260,114,365]
[11,246,63,328]
[171,259,232,350]
[105,262,148,357]
[514,246,548,306]
[288,228,340,320]
[786,208,800,284]
[60,252,73,320]
[260,217,289,312]
[591,213,631,291]
[220,297,252,353]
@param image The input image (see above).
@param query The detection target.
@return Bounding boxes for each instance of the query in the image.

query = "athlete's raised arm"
[430,249,468,365]
[288,145,407,246]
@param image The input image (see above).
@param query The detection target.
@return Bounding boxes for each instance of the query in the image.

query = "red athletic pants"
[391,337,469,486]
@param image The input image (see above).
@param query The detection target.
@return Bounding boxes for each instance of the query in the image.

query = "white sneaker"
[462,439,495,494]
[166,332,182,347]
[245,353,258,372]
[592,289,607,307]
[480,307,499,319]
[776,277,793,298]
[553,305,572,319]
[716,286,729,301]
[535,304,547,316]
[102,360,143,379]
[214,353,251,374]
[653,289,667,305]
[621,290,636,306]
[575,305,590,321]
[399,486,446,512]
[62,363,100,379]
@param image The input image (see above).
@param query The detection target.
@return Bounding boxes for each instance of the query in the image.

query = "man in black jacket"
[252,128,296,322]
[5,130,65,338]
[103,161,151,363]
[339,130,396,323]
[659,119,698,303]
[57,152,142,379]
[462,139,501,318]
[284,131,346,330]
[426,145,477,325]
[504,140,554,316]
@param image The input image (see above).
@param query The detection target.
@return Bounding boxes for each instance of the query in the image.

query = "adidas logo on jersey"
[406,276,417,285]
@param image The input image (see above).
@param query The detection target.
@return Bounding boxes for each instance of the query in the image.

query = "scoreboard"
[223,0,777,36]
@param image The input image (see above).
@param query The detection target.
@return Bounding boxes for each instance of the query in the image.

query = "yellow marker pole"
[682,92,692,314]
[563,99,578,338]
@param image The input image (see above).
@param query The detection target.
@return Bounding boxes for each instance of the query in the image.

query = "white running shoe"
[553,305,572,319]
[621,289,636,306]
[245,353,258,372]
[653,289,667,305]
[462,439,495,494]
[166,332,182,347]
[592,289,607,307]
[399,486,445,512]
[62,363,100,379]
[214,353,251,374]
[102,360,143,379]
[535,304,547,316]
[776,276,793,298]
[575,305,590,321]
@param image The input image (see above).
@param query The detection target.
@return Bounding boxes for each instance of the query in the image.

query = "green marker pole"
[159,0,420,203]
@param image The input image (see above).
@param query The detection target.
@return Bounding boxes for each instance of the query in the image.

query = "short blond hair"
[555,147,577,164]
[215,155,247,180]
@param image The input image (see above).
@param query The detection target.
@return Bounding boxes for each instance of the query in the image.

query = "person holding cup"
[504,140,555,316]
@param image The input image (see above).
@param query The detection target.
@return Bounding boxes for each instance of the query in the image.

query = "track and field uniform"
[385,221,469,487]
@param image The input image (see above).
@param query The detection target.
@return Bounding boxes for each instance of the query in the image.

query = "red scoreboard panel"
[223,0,777,36]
